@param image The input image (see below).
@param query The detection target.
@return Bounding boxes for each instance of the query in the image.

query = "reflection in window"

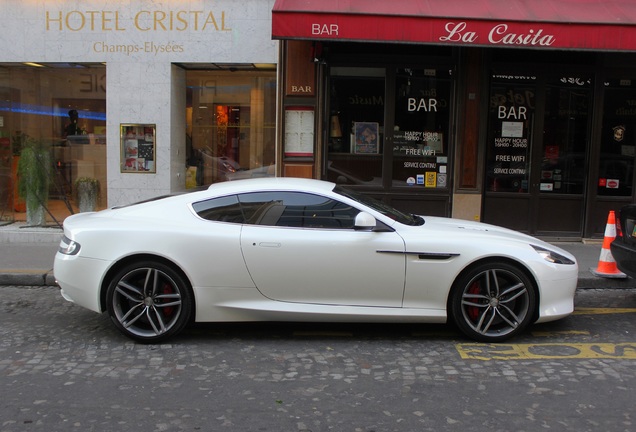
[192,195,243,223]
[0,64,107,225]
[597,80,636,197]
[185,71,276,188]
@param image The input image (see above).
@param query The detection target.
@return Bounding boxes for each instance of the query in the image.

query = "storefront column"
[452,48,484,222]
[106,62,186,207]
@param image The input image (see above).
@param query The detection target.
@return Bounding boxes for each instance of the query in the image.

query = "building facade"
[272,0,636,239]
[0,0,277,225]
[2,0,636,241]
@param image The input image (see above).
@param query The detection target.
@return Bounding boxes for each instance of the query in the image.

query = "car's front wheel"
[105,260,193,343]
[449,262,536,342]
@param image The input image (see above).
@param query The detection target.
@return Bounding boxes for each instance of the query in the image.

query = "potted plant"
[11,132,27,212]
[17,137,51,226]
[75,177,100,212]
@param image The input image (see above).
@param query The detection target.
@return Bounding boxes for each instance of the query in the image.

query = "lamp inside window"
[330,114,342,151]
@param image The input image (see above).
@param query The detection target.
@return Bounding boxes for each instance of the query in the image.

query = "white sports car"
[54,178,578,343]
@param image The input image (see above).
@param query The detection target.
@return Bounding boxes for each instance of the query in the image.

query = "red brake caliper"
[467,281,481,321]
[162,283,174,317]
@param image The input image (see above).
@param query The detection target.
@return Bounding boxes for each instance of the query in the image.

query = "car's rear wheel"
[106,260,193,343]
[449,262,536,342]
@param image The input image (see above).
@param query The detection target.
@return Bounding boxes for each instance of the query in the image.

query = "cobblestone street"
[1,286,636,431]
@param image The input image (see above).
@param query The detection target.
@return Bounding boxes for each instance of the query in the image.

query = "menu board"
[284,108,314,157]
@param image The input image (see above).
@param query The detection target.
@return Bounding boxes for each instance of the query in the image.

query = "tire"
[105,260,193,343]
[449,261,536,343]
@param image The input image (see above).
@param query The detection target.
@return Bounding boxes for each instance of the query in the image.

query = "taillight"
[616,213,623,238]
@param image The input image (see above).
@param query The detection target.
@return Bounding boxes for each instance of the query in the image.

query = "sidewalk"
[0,222,635,289]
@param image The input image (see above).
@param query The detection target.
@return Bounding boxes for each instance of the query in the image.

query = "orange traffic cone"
[590,210,627,278]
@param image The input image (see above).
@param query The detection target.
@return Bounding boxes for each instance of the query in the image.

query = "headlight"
[531,245,575,265]
[58,235,81,256]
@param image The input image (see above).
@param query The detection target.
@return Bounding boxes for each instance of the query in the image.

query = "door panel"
[241,226,407,307]
[536,196,583,233]
[534,83,589,236]
[482,195,531,232]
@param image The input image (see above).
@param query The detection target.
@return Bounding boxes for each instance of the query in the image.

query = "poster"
[121,124,156,173]
[353,122,379,154]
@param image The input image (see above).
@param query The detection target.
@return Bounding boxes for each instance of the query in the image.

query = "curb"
[0,224,63,244]
[0,271,57,287]
[577,275,636,289]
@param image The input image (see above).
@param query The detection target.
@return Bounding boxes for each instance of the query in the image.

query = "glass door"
[483,76,536,232]
[535,78,590,235]
[384,67,453,216]
[484,74,591,237]
[584,76,636,237]
[391,68,452,190]
[595,79,636,199]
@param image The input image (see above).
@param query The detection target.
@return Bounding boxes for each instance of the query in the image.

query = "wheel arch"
[99,253,195,314]
[446,256,541,323]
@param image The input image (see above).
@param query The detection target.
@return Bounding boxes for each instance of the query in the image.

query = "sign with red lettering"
[273,14,636,51]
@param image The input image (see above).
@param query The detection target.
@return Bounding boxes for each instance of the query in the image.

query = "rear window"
[192,195,244,223]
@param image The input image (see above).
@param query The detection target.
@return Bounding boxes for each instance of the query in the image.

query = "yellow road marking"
[574,307,636,315]
[531,330,590,337]
[457,342,636,360]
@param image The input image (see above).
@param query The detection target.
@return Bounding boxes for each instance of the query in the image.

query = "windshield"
[334,186,424,226]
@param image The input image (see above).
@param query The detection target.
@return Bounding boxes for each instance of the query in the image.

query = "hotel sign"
[43,8,235,57]
[0,1,277,64]
[45,10,231,32]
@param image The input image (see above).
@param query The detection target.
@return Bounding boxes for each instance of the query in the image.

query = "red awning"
[272,0,636,51]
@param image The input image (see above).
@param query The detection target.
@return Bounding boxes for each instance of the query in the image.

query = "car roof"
[206,177,338,196]
[105,177,340,216]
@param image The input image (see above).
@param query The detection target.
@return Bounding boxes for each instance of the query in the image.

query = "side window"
[238,192,359,228]
[192,195,244,223]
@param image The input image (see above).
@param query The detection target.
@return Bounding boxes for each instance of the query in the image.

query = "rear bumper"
[54,253,111,313]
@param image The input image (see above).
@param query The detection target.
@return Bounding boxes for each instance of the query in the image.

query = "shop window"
[486,79,534,193]
[541,78,591,195]
[597,79,636,197]
[392,68,452,188]
[0,65,107,225]
[185,71,276,188]
[326,68,385,186]
[486,75,591,195]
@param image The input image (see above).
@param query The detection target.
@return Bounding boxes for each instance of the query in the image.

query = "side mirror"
[354,212,376,230]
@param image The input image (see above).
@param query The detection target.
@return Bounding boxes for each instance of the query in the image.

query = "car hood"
[418,215,560,250]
